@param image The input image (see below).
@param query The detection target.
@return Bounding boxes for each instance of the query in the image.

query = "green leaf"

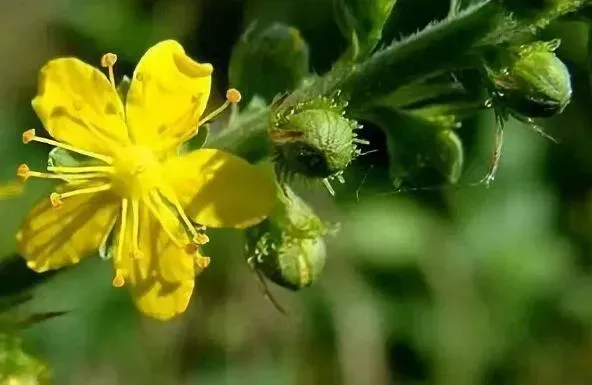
[182,124,210,153]
[435,130,464,184]
[334,0,398,57]
[362,106,464,186]
[47,148,102,168]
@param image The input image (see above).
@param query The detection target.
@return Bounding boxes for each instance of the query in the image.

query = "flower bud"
[246,185,327,290]
[271,96,361,179]
[229,22,309,103]
[486,40,572,118]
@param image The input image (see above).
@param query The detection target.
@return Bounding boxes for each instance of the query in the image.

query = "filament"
[198,88,242,126]
[50,183,112,208]
[144,193,184,249]
[47,166,114,174]
[23,129,113,164]
[112,198,129,288]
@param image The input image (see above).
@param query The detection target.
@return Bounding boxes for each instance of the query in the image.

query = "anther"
[16,164,30,181]
[112,270,125,288]
[101,53,118,86]
[100,53,118,68]
[49,192,63,208]
[22,129,36,144]
[185,243,199,255]
[226,88,242,104]
[193,233,210,245]
[195,255,211,269]
[197,88,243,126]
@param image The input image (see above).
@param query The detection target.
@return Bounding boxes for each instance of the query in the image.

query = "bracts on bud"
[485,40,572,119]
[269,94,366,191]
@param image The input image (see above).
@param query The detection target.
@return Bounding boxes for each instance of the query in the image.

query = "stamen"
[23,129,113,164]
[226,88,242,104]
[112,270,126,288]
[59,183,112,200]
[194,233,209,245]
[47,166,114,174]
[17,163,105,182]
[49,193,63,208]
[198,88,242,126]
[131,199,143,259]
[160,191,210,251]
[101,53,118,87]
[195,255,211,270]
[112,199,129,288]
[144,194,184,249]
[49,183,112,208]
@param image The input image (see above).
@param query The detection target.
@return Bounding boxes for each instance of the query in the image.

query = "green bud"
[271,95,362,179]
[486,40,572,118]
[229,22,309,103]
[246,185,327,290]
[334,0,397,55]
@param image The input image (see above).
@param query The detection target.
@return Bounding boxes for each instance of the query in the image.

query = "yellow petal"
[126,40,213,150]
[16,190,119,273]
[32,58,129,154]
[114,202,196,320]
[164,149,276,228]
[0,181,24,199]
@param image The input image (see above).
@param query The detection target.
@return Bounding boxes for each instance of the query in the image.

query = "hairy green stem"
[211,0,590,161]
[211,1,503,160]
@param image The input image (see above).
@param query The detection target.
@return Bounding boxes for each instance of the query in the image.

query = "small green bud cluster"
[0,333,51,384]
[246,185,328,290]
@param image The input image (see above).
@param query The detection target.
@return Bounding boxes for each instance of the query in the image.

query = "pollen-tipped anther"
[197,88,243,127]
[101,53,118,68]
[49,192,63,208]
[193,233,210,245]
[185,242,199,255]
[112,271,125,288]
[16,164,31,181]
[101,53,118,86]
[195,255,211,269]
[22,129,36,144]
[226,88,242,104]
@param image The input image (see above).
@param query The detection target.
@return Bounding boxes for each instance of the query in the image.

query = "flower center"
[18,129,212,288]
[112,145,162,199]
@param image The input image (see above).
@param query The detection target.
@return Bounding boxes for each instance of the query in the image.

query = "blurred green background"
[2,0,592,384]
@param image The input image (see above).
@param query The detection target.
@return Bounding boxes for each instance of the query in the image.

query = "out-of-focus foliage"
[1,0,592,384]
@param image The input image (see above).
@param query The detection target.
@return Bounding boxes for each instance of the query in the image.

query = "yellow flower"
[15,40,276,320]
